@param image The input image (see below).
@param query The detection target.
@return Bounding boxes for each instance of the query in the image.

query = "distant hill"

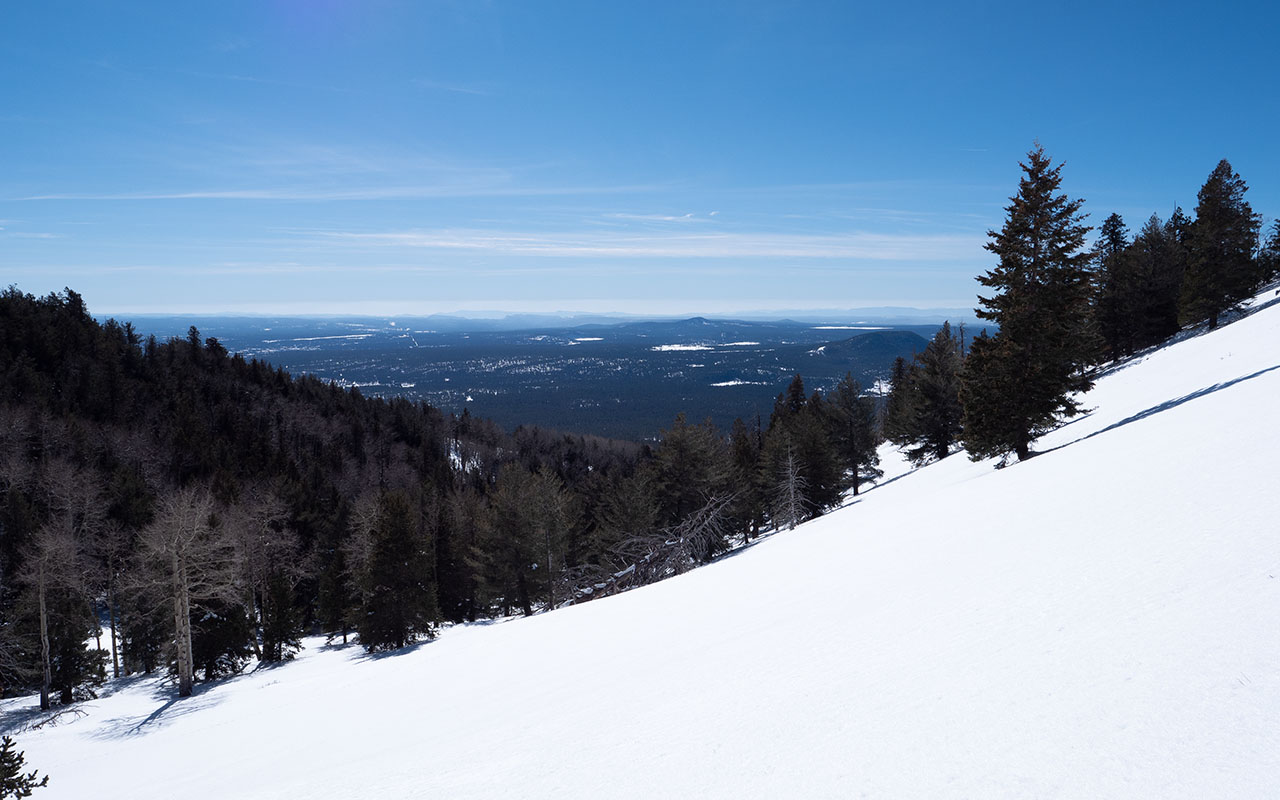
[787,329,928,366]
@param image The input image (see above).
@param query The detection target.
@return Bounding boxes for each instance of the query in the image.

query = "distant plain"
[126,315,949,439]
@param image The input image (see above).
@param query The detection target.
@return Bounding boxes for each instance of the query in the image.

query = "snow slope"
[5,292,1280,799]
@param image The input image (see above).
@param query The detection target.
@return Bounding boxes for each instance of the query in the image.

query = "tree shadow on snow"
[0,672,157,735]
[90,679,227,740]
[356,637,438,662]
[0,703,76,736]
[1042,363,1280,456]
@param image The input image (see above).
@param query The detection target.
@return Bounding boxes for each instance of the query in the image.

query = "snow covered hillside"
[6,291,1280,799]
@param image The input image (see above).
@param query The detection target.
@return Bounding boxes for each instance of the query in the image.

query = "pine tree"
[727,417,764,541]
[1259,220,1280,284]
[880,356,917,447]
[355,490,439,649]
[0,736,48,798]
[353,486,437,650]
[793,391,845,511]
[652,414,727,529]
[900,322,965,464]
[961,144,1097,462]
[482,466,574,616]
[1094,213,1137,357]
[592,468,660,566]
[1181,159,1263,329]
[827,375,882,495]
[782,374,807,416]
[1129,214,1184,348]
[760,387,843,524]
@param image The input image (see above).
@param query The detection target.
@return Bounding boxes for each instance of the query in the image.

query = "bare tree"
[17,526,83,710]
[91,522,130,679]
[598,492,736,597]
[225,487,297,660]
[341,489,381,626]
[772,445,809,532]
[16,459,106,709]
[135,486,240,697]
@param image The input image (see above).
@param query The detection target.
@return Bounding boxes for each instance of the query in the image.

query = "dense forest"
[0,148,1275,713]
[0,285,880,706]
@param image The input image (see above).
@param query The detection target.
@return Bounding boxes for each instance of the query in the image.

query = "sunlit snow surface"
[5,291,1280,798]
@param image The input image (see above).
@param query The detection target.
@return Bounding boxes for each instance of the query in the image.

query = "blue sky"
[2,0,1277,316]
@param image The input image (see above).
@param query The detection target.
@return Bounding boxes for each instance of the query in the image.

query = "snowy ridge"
[5,292,1280,799]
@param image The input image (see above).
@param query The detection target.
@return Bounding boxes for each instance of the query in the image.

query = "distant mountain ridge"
[108,307,980,336]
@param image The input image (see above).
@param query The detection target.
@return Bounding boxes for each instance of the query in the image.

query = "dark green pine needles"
[961,144,1098,462]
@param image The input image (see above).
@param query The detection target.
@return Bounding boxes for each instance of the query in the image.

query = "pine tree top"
[975,144,1092,326]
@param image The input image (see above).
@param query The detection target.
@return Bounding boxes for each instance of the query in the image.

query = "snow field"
[5,293,1280,798]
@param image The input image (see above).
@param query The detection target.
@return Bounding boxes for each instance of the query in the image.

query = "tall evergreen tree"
[592,468,660,568]
[880,356,916,447]
[1128,214,1185,348]
[483,466,573,616]
[1181,159,1263,329]
[792,391,845,511]
[727,417,765,541]
[827,375,881,495]
[1094,213,1137,357]
[354,490,438,649]
[902,322,965,464]
[1259,220,1280,284]
[961,145,1097,462]
[652,414,727,528]
[781,374,807,417]
[760,384,843,523]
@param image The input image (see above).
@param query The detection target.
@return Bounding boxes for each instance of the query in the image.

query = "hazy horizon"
[93,300,980,321]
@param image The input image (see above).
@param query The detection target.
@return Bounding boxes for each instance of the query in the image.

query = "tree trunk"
[247,586,263,660]
[1014,438,1031,462]
[544,528,555,612]
[173,555,194,698]
[38,578,51,711]
[108,579,120,679]
[517,571,533,617]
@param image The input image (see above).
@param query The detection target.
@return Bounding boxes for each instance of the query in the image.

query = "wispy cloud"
[605,212,707,223]
[21,183,665,202]
[15,141,670,202]
[412,78,495,96]
[306,228,986,261]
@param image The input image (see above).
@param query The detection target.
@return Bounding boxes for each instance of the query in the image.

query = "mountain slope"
[6,293,1280,799]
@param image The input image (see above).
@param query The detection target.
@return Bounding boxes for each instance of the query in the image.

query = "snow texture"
[4,291,1280,798]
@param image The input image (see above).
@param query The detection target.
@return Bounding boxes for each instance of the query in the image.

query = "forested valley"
[0,284,882,707]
